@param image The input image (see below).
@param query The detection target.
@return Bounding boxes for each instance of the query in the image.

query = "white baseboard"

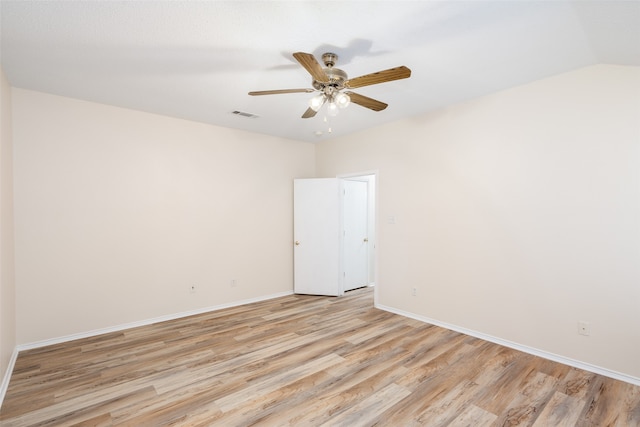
[17,290,293,352]
[0,347,19,409]
[376,303,640,387]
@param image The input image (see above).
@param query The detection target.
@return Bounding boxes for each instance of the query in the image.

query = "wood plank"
[575,375,640,427]
[214,353,345,412]
[1,287,639,426]
[493,371,558,426]
[448,403,497,427]
[319,382,412,426]
[532,390,586,427]
[414,379,480,425]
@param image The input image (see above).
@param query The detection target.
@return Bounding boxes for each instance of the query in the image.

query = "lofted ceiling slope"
[1,1,639,142]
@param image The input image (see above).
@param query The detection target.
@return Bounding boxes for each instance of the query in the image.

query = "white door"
[343,180,369,291]
[293,178,342,296]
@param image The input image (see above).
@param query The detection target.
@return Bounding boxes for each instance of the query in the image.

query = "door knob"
[363,238,369,242]
[295,241,300,246]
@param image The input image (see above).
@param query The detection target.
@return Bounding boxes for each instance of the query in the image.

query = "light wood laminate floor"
[1,287,639,426]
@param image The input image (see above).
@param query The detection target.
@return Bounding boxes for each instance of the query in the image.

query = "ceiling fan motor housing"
[312,52,348,91]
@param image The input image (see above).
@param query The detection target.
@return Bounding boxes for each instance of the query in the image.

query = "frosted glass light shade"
[327,102,339,117]
[309,94,325,111]
[335,92,351,109]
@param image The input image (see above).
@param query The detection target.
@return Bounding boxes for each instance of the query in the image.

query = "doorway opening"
[292,172,378,304]
[340,173,376,294]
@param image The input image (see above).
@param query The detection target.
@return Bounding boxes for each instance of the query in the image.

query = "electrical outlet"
[578,321,590,336]
[412,287,417,296]
[190,284,196,294]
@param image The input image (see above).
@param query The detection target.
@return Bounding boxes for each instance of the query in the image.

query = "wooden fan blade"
[302,107,318,119]
[293,52,329,83]
[344,91,388,111]
[302,97,326,118]
[249,88,314,96]
[344,66,411,89]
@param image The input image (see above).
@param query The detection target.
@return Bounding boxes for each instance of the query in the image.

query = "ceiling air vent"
[232,110,259,119]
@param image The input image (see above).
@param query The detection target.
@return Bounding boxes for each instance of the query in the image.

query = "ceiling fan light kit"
[335,92,351,109]
[249,51,411,119]
[309,94,325,111]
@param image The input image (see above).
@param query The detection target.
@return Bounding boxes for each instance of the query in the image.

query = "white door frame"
[342,179,368,291]
[337,170,379,305]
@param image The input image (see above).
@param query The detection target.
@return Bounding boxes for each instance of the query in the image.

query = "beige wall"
[5,63,640,382]
[0,68,16,387]
[316,64,640,379]
[12,89,315,344]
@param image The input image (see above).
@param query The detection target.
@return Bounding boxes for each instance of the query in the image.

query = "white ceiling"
[1,1,639,143]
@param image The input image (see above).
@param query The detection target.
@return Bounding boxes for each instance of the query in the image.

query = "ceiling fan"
[249,52,411,118]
